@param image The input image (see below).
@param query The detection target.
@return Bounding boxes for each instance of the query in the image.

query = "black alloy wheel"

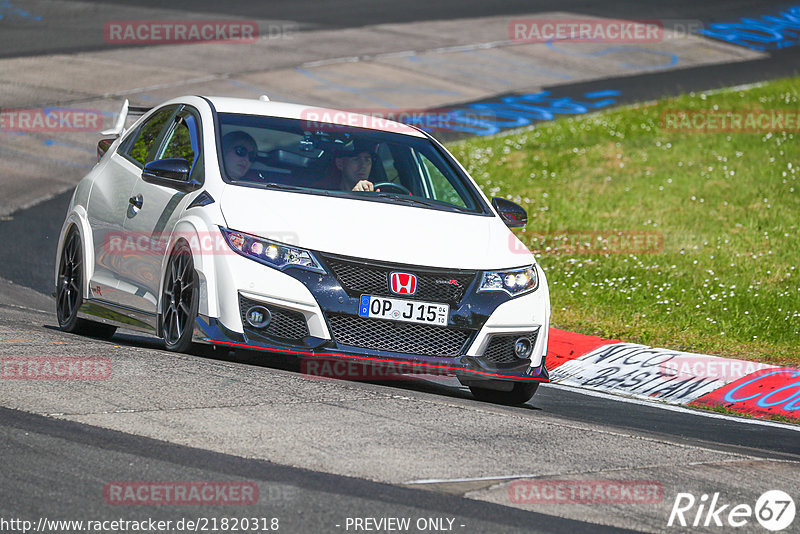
[56,228,116,338]
[161,242,199,352]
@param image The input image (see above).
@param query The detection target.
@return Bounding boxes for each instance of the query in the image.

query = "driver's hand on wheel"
[352,180,374,192]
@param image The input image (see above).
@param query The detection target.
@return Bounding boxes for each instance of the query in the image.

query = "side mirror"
[492,197,528,228]
[142,158,199,192]
[97,138,115,162]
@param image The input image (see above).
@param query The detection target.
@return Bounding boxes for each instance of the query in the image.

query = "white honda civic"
[55,95,551,405]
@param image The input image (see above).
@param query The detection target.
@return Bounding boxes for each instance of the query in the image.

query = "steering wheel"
[373,182,412,195]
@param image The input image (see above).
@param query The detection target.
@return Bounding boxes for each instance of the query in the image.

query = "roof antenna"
[259,94,270,102]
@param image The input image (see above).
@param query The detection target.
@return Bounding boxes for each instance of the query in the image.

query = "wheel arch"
[156,216,218,325]
[55,206,94,300]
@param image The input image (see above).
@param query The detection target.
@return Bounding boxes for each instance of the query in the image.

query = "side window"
[126,107,175,166]
[419,153,467,208]
[376,143,399,182]
[117,128,138,154]
[159,112,199,165]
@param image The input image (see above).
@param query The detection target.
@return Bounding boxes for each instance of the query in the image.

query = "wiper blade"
[374,193,470,212]
[263,182,308,191]
[262,182,329,195]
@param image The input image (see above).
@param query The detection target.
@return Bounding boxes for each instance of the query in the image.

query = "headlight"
[220,227,325,273]
[479,265,538,296]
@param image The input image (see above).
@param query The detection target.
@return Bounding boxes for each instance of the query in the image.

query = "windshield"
[217,112,488,214]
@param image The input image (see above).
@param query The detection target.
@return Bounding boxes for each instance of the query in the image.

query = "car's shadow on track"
[40,324,543,410]
[220,346,544,411]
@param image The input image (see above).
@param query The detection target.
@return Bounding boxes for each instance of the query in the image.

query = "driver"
[334,140,375,191]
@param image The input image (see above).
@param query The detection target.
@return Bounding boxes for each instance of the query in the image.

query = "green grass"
[449,78,800,366]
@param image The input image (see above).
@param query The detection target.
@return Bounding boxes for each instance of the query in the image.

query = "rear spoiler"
[100,99,153,137]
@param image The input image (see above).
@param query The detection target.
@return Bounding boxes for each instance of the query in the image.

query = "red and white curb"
[547,328,799,422]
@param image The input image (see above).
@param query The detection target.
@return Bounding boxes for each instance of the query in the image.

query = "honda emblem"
[390,272,417,295]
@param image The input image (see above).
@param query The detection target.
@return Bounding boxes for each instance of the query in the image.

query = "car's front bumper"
[194,315,549,384]
[195,248,550,385]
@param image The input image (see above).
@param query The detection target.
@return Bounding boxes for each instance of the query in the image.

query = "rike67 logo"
[668,490,795,531]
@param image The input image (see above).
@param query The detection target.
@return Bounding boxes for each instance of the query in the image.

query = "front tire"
[160,241,199,353]
[56,227,116,339]
[469,382,539,406]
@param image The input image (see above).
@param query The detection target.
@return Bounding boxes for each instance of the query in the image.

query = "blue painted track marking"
[698,6,800,51]
[403,90,620,136]
[0,1,42,21]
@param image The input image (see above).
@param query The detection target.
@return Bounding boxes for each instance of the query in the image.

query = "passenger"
[222,131,257,180]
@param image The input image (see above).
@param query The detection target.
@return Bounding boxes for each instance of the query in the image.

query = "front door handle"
[129,194,143,209]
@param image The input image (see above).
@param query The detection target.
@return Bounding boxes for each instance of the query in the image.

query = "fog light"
[514,337,533,359]
[246,306,272,328]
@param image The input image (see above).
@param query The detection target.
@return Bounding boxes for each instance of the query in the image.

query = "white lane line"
[405,474,539,485]
[428,40,513,54]
[300,56,361,68]
[371,50,417,59]
[543,383,800,432]
[698,81,766,95]
[402,459,764,485]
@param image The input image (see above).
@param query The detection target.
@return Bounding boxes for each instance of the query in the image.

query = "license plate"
[359,295,449,326]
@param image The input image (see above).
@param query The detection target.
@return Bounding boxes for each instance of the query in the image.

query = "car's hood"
[219,186,534,270]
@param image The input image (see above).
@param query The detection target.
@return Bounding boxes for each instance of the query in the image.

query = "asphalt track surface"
[0,389,795,534]
[2,1,800,533]
[0,305,798,533]
[0,0,789,58]
[2,407,634,534]
[1,304,798,533]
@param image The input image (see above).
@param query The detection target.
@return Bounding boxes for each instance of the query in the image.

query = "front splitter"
[194,316,549,384]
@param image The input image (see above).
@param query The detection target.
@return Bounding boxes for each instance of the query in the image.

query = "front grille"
[323,255,475,306]
[327,313,472,357]
[482,330,539,364]
[239,295,309,342]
